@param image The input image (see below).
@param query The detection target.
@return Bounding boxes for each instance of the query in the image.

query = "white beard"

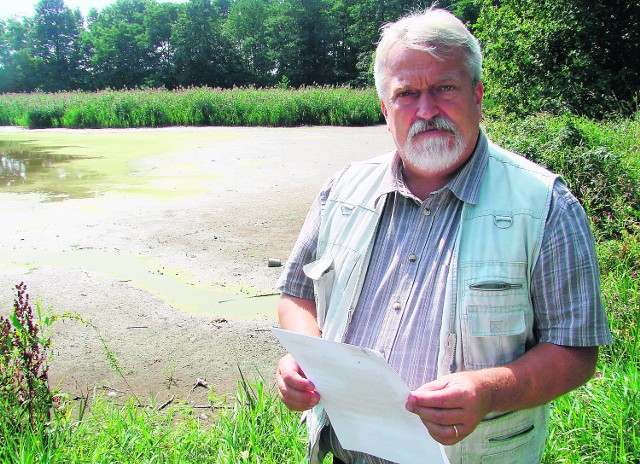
[403,117,465,173]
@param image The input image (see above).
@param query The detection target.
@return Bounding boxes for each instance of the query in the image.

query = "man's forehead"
[389,62,466,84]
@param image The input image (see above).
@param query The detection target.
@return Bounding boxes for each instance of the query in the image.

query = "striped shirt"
[276,132,612,464]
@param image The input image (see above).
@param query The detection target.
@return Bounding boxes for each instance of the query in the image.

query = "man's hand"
[405,344,598,445]
[405,371,491,445]
[276,353,320,411]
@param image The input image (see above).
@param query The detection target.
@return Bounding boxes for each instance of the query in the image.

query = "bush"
[26,107,65,129]
[475,0,640,119]
[484,113,640,240]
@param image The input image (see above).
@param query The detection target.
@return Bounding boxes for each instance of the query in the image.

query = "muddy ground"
[0,125,394,408]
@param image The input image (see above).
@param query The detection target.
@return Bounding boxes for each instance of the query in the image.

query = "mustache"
[408,117,457,139]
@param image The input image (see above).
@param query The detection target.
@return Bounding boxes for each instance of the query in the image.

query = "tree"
[475,0,640,118]
[0,0,499,92]
[224,0,273,86]
[86,0,158,89]
[343,0,422,86]
[0,18,41,92]
[145,1,180,88]
[295,0,336,85]
[31,0,85,91]
[452,0,482,25]
[172,0,245,88]
[264,0,305,85]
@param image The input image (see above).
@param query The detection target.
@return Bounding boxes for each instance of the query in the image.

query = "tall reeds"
[0,87,384,129]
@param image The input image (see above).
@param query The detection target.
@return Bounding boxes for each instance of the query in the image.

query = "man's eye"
[397,90,415,98]
[440,85,455,92]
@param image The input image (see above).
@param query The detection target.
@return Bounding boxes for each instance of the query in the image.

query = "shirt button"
[392,302,401,311]
[422,208,431,216]
[409,254,417,262]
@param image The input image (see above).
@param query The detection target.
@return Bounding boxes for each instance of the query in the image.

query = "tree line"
[0,0,637,119]
[0,0,476,93]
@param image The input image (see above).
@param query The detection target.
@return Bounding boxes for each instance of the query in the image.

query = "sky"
[0,0,186,22]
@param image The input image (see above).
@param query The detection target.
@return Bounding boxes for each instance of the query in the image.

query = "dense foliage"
[484,114,640,241]
[475,0,640,118]
[0,0,433,92]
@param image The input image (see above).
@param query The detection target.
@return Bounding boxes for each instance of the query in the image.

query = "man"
[275,8,612,464]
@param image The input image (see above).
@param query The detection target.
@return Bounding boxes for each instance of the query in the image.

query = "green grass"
[0,87,384,129]
[0,375,309,463]
[543,231,639,462]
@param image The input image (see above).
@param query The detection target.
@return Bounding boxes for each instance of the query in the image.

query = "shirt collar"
[374,130,489,206]
[445,130,488,205]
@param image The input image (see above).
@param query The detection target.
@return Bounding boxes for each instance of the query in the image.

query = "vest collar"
[445,130,489,206]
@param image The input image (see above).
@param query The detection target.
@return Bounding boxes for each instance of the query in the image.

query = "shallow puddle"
[0,129,243,200]
[0,140,99,200]
[0,247,278,319]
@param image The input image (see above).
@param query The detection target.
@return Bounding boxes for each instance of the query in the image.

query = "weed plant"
[0,87,384,129]
[0,283,55,432]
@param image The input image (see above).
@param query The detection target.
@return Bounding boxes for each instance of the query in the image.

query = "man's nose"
[416,91,440,120]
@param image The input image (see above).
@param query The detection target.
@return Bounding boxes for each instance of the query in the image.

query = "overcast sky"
[0,0,187,22]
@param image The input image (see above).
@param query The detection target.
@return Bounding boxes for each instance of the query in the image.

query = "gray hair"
[374,8,482,100]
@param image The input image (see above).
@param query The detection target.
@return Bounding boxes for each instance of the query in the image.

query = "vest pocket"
[480,434,535,464]
[460,264,531,370]
[462,306,527,369]
[303,247,361,336]
[473,407,548,464]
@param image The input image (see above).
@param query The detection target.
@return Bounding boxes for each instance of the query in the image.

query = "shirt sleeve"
[275,173,339,300]
[531,180,613,347]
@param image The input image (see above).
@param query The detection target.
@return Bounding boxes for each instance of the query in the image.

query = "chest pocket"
[459,262,533,370]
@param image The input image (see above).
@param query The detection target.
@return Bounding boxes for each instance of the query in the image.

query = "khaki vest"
[303,142,560,463]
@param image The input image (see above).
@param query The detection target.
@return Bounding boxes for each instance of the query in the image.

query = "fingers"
[407,400,469,444]
[276,354,320,411]
[406,372,491,445]
[406,395,468,444]
[423,422,466,446]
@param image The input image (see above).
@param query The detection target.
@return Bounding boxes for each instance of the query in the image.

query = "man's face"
[380,46,483,176]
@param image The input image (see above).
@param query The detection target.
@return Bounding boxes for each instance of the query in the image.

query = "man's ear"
[474,82,484,106]
[381,100,389,124]
[474,82,484,120]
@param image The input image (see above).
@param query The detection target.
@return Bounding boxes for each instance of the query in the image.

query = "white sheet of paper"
[272,328,450,464]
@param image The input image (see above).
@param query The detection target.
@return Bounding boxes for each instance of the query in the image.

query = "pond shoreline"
[0,125,394,402]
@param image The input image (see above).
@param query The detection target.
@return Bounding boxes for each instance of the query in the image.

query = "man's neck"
[401,166,455,201]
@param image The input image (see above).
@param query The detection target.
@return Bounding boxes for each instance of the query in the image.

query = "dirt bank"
[0,125,394,407]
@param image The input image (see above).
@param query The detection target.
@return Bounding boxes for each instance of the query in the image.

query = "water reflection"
[0,154,27,184]
[0,140,96,200]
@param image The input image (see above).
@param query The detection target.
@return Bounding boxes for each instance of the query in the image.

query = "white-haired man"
[275,8,612,464]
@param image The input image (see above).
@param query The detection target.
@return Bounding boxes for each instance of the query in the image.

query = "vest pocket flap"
[467,306,526,337]
[303,256,334,280]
